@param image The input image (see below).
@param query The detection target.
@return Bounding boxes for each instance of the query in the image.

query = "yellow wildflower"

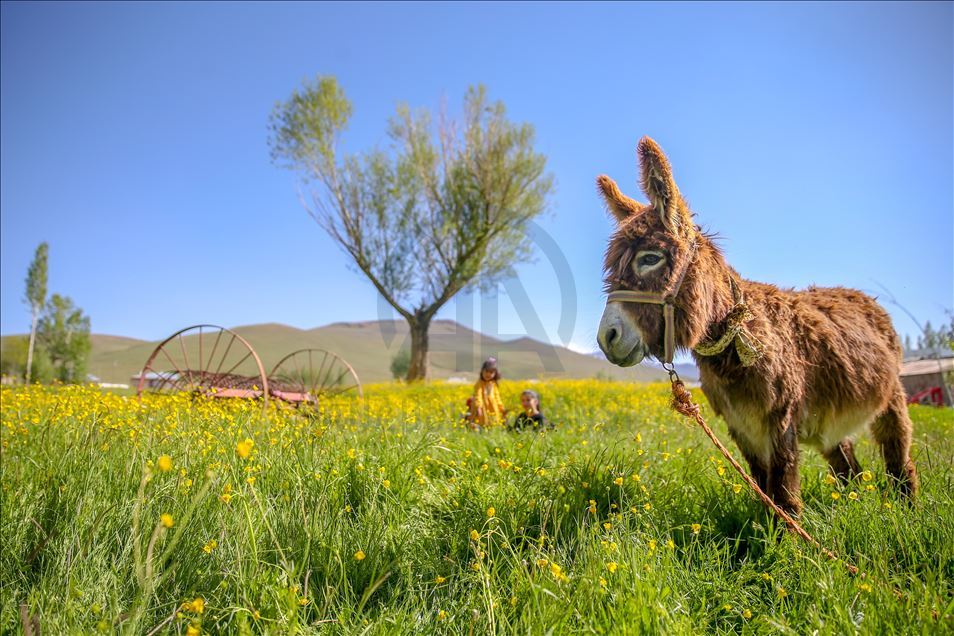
[236,438,254,459]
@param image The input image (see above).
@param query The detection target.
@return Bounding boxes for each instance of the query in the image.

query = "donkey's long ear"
[638,137,691,235]
[596,174,642,222]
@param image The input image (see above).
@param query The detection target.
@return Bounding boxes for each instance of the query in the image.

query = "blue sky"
[2,1,951,355]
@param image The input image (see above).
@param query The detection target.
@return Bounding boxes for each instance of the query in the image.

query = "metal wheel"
[268,349,362,405]
[136,324,268,405]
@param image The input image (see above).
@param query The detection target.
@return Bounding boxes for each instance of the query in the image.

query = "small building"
[900,357,953,407]
[131,370,179,391]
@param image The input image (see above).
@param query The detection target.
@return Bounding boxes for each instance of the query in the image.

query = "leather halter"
[606,241,697,365]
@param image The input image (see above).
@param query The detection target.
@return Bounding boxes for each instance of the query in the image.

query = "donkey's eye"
[638,254,662,267]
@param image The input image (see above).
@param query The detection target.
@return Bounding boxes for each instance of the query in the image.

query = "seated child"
[510,389,552,432]
[466,357,506,430]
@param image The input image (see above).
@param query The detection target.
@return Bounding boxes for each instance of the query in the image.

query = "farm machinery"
[135,324,362,408]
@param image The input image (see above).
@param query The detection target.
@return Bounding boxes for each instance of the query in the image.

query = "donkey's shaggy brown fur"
[596,137,917,514]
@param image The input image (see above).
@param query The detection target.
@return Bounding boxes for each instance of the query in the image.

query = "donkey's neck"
[682,236,739,349]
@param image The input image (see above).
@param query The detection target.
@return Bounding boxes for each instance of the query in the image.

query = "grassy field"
[1,381,951,634]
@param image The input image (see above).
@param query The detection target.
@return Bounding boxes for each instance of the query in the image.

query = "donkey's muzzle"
[598,303,646,366]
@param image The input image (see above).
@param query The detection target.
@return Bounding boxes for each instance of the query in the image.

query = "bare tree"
[873,281,953,406]
[269,78,553,380]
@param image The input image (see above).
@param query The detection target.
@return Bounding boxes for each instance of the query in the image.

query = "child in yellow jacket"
[468,357,506,430]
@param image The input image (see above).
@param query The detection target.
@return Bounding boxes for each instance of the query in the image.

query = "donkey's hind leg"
[823,440,862,483]
[871,388,918,499]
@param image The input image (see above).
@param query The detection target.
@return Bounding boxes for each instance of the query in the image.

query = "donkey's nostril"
[606,327,618,346]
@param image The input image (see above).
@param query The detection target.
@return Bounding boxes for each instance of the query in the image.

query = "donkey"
[596,137,918,515]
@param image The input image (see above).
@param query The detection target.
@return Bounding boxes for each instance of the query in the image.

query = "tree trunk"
[406,315,430,382]
[25,310,37,384]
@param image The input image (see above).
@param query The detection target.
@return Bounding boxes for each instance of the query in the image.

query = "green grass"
[1,381,951,634]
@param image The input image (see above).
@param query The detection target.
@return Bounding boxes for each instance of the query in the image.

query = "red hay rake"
[136,324,362,408]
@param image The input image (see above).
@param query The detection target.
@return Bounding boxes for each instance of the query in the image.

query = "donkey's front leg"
[766,411,802,516]
[727,429,769,494]
[823,439,862,484]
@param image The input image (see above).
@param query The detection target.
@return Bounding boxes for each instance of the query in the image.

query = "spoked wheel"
[136,324,268,406]
[268,349,362,406]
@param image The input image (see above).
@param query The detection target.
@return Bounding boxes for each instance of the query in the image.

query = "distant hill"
[585,349,700,382]
[2,320,668,386]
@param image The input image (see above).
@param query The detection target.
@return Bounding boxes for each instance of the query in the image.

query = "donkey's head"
[597,137,699,366]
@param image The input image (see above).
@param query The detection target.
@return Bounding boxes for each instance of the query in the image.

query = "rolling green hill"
[2,320,666,386]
